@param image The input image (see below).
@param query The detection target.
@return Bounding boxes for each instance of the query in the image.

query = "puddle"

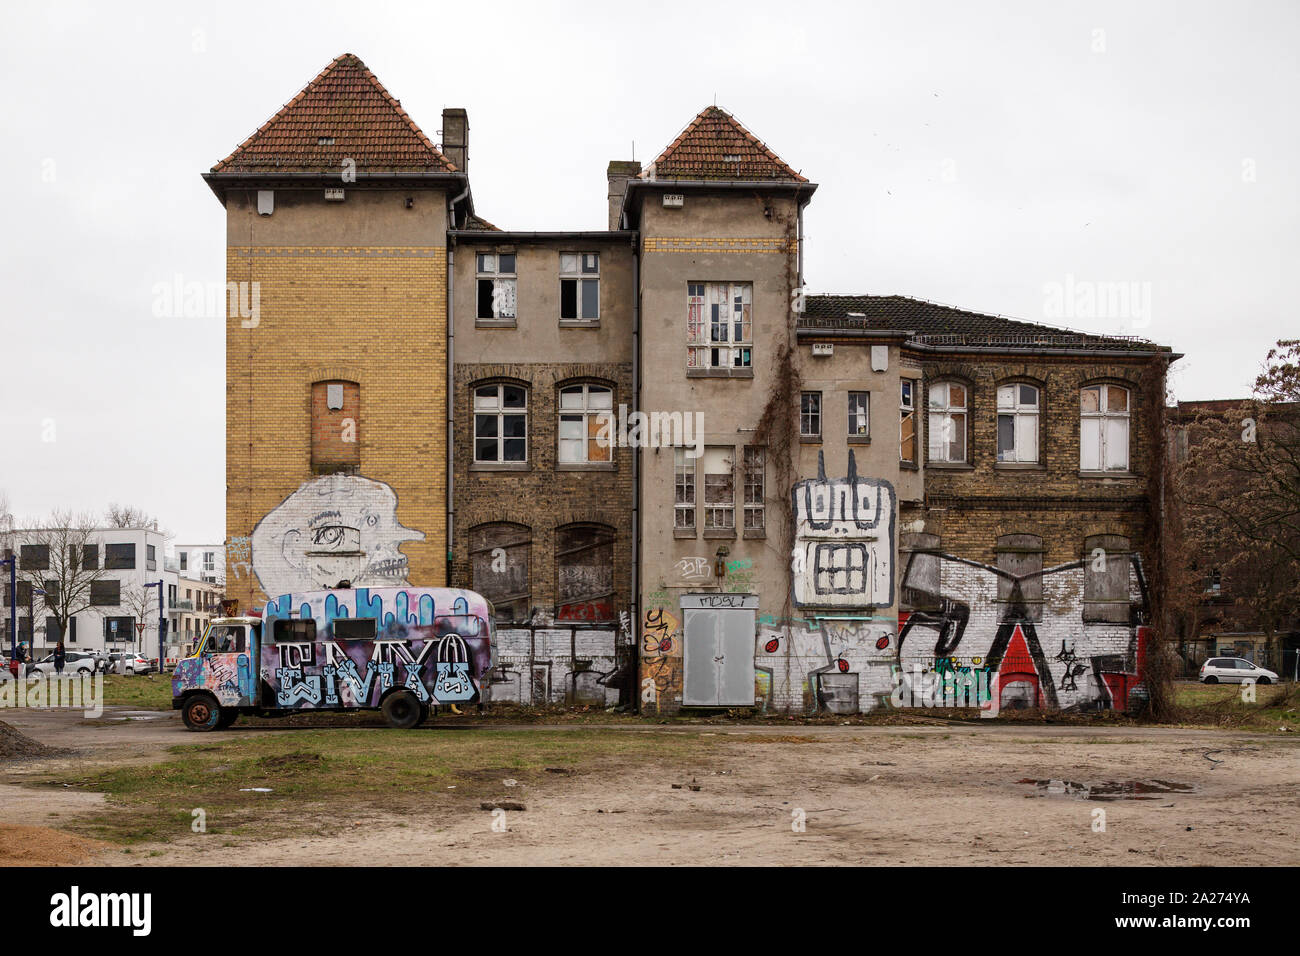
[1018,778,1195,801]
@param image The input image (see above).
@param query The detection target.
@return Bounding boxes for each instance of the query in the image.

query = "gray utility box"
[681,593,758,707]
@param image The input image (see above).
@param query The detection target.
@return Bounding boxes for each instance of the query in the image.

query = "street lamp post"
[143,580,165,673]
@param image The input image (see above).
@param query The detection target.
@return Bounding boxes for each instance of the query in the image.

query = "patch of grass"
[1172,680,1300,730]
[46,729,713,846]
[100,674,173,710]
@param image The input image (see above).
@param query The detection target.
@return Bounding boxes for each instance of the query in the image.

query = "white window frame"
[687,282,752,369]
[473,383,528,463]
[559,252,600,321]
[743,446,765,532]
[558,383,613,464]
[996,383,1040,463]
[927,381,968,463]
[674,449,696,530]
[1080,384,1130,472]
[702,446,735,530]
[800,391,822,439]
[476,252,517,321]
[848,391,870,438]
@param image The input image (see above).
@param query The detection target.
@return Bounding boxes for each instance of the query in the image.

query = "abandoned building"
[208,53,1178,714]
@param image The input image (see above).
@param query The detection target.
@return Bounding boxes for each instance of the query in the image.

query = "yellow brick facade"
[224,244,447,608]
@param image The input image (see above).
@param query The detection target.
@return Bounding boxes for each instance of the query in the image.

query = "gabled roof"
[211,53,456,174]
[801,294,1172,353]
[643,106,807,183]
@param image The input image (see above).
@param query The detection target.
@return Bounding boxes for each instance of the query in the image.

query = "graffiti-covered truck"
[172,587,495,731]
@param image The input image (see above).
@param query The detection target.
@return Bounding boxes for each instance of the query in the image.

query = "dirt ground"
[1,707,1297,866]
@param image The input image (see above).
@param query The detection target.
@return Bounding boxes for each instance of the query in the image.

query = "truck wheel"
[382,690,422,729]
[181,693,222,732]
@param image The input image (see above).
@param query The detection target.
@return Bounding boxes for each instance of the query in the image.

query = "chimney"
[606,160,641,231]
[442,108,468,174]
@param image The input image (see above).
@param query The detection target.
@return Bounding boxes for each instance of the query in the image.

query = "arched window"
[473,383,528,463]
[470,523,531,622]
[927,381,967,463]
[558,383,613,463]
[555,523,615,622]
[997,383,1039,463]
[1080,384,1129,472]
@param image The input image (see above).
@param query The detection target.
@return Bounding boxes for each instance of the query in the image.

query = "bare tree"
[119,582,162,657]
[1173,339,1300,656]
[104,503,170,538]
[15,510,114,649]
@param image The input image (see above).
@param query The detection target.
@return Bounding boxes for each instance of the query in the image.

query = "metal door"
[681,594,757,706]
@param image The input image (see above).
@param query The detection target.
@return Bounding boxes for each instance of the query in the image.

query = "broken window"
[848,391,870,437]
[675,448,696,530]
[558,383,613,463]
[997,383,1039,463]
[312,380,361,473]
[928,381,967,463]
[743,446,765,532]
[800,391,822,439]
[900,380,917,464]
[476,252,517,322]
[900,532,941,610]
[687,282,751,369]
[995,534,1043,622]
[560,252,599,321]
[1083,534,1131,623]
[473,383,528,463]
[1080,384,1129,472]
[702,446,735,530]
[555,524,614,622]
[470,523,531,623]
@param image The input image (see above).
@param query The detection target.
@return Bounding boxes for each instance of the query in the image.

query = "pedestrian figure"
[54,641,66,676]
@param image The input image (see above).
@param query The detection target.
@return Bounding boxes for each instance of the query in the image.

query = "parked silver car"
[27,651,99,676]
[1199,657,1279,684]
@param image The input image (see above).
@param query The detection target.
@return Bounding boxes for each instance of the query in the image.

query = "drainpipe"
[630,231,641,712]
[446,185,468,586]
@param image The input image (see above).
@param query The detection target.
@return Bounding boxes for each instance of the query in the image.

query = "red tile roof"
[211,53,456,174]
[644,106,807,183]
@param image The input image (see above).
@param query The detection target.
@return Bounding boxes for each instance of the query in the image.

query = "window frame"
[800,391,822,440]
[472,382,529,465]
[927,380,969,464]
[475,251,518,324]
[847,390,871,440]
[702,446,736,532]
[687,282,753,370]
[559,252,600,323]
[557,382,614,465]
[674,448,697,532]
[1080,383,1131,473]
[743,446,766,534]
[996,381,1041,464]
[900,380,917,465]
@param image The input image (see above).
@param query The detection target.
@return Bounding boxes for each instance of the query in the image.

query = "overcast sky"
[1,0,1296,542]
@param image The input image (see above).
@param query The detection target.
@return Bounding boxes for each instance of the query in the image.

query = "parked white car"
[26,651,99,676]
[107,652,155,675]
[1199,657,1279,684]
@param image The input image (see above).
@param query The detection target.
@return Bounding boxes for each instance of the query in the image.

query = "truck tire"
[181,693,222,732]
[382,690,423,729]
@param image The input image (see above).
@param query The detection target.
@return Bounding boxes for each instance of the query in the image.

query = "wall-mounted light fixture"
[714,545,730,581]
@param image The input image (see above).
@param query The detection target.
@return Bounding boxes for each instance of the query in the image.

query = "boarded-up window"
[996,534,1043,621]
[1084,534,1131,623]
[558,383,613,463]
[311,380,360,474]
[555,524,614,622]
[471,523,531,622]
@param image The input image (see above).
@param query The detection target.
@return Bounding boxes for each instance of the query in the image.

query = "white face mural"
[250,475,425,596]
[791,450,896,608]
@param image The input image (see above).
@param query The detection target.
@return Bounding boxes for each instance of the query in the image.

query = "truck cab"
[172,616,261,730]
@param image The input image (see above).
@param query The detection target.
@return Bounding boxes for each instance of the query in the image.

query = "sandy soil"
[1,707,1296,866]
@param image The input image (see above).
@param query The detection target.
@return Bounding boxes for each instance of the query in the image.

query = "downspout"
[630,230,641,712]
[446,184,468,587]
